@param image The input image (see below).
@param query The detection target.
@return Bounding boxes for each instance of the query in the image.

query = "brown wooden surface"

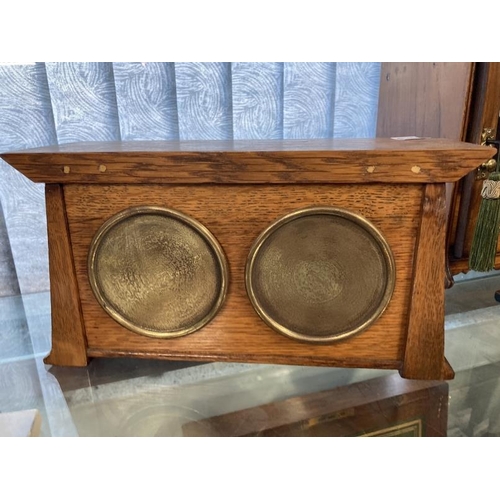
[3,137,489,153]
[450,63,500,272]
[377,62,500,278]
[462,64,500,262]
[401,184,447,380]
[442,358,455,380]
[451,63,489,259]
[1,138,493,185]
[44,185,88,366]
[64,183,424,369]
[451,253,500,275]
[182,374,449,437]
[377,63,474,140]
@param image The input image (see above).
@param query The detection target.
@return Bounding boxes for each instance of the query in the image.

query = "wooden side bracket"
[44,184,88,366]
[401,183,450,380]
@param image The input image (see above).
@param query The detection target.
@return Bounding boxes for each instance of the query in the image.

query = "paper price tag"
[390,136,423,141]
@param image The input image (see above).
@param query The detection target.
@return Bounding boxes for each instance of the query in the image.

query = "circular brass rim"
[88,206,229,339]
[245,206,396,343]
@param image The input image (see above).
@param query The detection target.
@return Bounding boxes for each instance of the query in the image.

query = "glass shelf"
[2,274,500,437]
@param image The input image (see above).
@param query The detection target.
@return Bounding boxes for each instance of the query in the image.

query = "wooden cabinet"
[377,62,500,280]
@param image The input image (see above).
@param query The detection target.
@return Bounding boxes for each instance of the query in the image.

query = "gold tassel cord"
[469,169,500,272]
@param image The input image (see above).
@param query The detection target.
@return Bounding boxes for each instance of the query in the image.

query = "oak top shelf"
[1,138,495,185]
[3,137,494,153]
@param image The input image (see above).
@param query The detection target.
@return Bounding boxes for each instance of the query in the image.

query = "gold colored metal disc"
[245,207,395,343]
[88,207,228,338]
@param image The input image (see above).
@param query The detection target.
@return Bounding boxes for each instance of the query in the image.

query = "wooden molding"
[1,139,493,185]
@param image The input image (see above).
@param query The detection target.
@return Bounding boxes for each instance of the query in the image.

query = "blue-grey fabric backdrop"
[0,62,381,299]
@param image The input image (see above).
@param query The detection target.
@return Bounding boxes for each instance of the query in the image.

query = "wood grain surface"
[183,374,449,437]
[401,184,448,379]
[450,63,490,261]
[64,183,423,369]
[377,63,474,141]
[451,254,500,275]
[44,185,88,366]
[442,358,455,380]
[462,63,500,262]
[1,139,493,185]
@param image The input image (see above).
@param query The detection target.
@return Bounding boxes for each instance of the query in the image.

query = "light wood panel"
[64,183,423,369]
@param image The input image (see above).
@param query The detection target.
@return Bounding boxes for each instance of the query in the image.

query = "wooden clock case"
[1,138,494,380]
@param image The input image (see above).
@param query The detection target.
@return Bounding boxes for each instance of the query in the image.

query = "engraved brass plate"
[88,207,228,338]
[246,207,395,343]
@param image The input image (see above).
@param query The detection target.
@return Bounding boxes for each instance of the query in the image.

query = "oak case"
[1,139,494,380]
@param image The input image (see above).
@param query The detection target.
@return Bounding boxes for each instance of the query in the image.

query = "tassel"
[469,169,500,272]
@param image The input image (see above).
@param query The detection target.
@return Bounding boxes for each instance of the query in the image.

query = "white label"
[390,136,423,141]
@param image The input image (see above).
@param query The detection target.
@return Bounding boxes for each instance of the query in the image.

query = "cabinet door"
[376,62,500,280]
[450,63,500,274]
[376,62,474,141]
